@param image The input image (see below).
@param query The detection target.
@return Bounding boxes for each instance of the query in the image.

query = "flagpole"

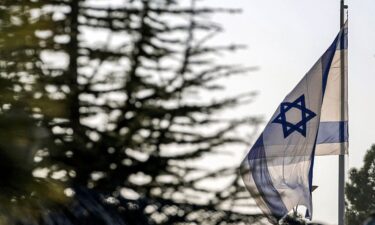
[338,0,347,225]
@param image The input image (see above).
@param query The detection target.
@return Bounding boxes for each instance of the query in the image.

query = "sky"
[204,0,375,224]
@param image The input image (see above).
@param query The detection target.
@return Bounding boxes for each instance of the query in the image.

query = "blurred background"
[0,0,262,224]
[0,0,374,225]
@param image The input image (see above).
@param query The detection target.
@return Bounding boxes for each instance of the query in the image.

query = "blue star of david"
[272,95,316,138]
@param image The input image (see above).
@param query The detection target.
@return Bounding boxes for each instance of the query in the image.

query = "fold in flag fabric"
[240,22,348,223]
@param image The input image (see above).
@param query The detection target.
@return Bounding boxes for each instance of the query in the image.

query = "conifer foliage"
[0,0,260,224]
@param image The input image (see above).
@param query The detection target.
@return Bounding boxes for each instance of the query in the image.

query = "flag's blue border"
[307,26,346,217]
[247,135,289,220]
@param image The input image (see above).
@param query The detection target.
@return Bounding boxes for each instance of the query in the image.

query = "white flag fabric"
[240,22,348,222]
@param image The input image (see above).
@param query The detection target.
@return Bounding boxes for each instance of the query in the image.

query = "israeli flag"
[241,22,348,222]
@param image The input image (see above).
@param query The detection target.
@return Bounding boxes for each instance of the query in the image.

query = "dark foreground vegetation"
[0,0,261,224]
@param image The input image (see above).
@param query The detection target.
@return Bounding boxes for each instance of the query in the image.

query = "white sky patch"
[40,51,69,69]
[120,188,140,200]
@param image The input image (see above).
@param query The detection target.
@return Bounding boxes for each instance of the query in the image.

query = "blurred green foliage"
[0,0,261,224]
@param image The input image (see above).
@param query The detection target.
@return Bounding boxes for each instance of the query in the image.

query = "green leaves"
[346,145,375,225]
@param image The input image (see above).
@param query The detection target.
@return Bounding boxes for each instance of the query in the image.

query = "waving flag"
[240,22,348,222]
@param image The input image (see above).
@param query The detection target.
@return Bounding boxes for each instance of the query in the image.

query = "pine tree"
[0,0,261,224]
[346,145,375,225]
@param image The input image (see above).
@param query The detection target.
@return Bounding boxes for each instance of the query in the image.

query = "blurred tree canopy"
[0,0,261,224]
[346,144,375,225]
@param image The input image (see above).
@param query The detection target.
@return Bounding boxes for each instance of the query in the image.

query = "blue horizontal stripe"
[316,121,348,144]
